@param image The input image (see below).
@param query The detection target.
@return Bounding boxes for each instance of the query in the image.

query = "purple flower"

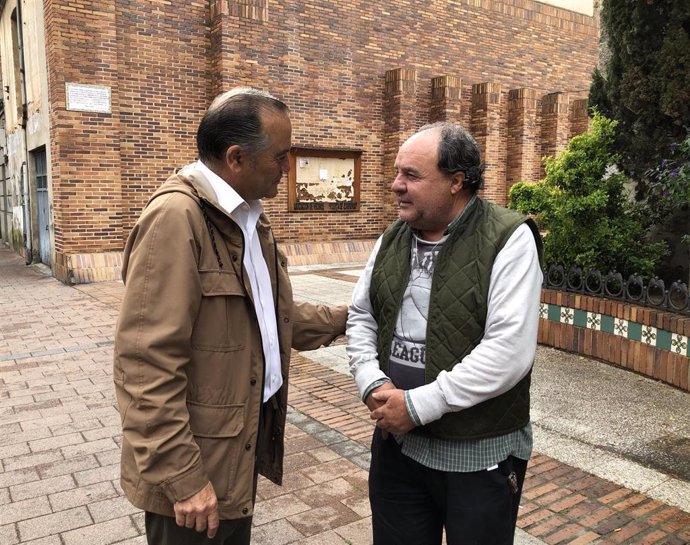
[670,167,680,177]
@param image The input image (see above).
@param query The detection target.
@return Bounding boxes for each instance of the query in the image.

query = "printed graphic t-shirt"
[387,234,446,390]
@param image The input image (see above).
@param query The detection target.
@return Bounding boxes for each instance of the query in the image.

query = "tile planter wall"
[539,289,690,391]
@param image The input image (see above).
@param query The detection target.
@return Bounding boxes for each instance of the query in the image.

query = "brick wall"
[539,289,690,392]
[224,0,598,238]
[43,0,598,282]
[114,1,210,237]
[44,0,210,282]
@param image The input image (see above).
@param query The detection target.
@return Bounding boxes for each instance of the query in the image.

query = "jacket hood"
[147,168,274,233]
[147,169,217,209]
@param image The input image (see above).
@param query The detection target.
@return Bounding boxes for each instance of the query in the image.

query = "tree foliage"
[509,114,667,277]
[645,131,690,281]
[589,0,690,182]
[646,131,690,228]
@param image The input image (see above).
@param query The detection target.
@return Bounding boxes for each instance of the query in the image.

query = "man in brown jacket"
[114,88,347,544]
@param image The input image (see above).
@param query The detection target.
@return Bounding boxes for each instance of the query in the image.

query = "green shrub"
[509,114,667,277]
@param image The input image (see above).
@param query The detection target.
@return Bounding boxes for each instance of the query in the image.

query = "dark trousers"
[144,399,271,545]
[144,512,251,545]
[369,428,527,545]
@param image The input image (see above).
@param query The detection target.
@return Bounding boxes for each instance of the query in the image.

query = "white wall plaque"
[65,83,111,113]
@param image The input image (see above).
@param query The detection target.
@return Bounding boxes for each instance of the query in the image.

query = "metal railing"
[543,265,690,315]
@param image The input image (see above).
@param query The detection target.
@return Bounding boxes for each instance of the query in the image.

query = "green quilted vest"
[370,198,543,440]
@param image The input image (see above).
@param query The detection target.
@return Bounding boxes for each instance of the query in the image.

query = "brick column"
[209,1,226,95]
[506,88,540,188]
[429,76,465,124]
[383,68,418,222]
[540,92,570,177]
[569,98,590,139]
[45,0,123,283]
[470,82,505,205]
[210,0,271,93]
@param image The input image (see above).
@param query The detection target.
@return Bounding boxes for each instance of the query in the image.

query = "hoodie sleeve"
[346,236,390,399]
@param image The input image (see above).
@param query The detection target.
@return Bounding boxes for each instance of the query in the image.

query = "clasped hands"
[366,382,415,438]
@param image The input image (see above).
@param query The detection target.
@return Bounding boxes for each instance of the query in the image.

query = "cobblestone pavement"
[1,246,690,544]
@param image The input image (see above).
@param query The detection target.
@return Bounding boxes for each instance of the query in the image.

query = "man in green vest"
[347,122,543,544]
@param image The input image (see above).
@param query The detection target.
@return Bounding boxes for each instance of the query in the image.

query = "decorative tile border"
[541,303,690,357]
[586,312,601,330]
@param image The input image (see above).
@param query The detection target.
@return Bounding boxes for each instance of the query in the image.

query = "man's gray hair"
[196,87,289,163]
[419,122,485,192]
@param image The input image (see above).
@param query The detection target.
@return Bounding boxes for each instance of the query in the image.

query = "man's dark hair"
[196,88,289,163]
[419,122,485,193]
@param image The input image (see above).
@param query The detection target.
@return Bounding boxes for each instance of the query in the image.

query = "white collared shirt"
[189,161,283,402]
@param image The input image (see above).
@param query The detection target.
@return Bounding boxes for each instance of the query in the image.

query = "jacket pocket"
[192,270,247,351]
[188,401,245,499]
[187,400,245,438]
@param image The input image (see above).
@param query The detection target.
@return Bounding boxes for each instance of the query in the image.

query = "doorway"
[33,147,50,265]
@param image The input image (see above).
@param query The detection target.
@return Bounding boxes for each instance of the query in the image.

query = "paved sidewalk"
[1,246,690,544]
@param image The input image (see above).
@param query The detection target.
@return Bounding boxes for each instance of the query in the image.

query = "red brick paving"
[7,249,686,545]
[290,347,690,544]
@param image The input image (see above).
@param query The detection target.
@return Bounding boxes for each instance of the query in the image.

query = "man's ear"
[450,171,465,194]
[225,144,244,166]
[225,145,243,171]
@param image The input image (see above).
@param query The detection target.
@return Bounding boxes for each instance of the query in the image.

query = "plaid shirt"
[401,389,532,471]
[365,380,533,472]
[397,423,532,472]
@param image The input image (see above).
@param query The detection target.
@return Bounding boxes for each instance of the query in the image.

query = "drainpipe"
[20,160,30,262]
[16,0,32,264]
